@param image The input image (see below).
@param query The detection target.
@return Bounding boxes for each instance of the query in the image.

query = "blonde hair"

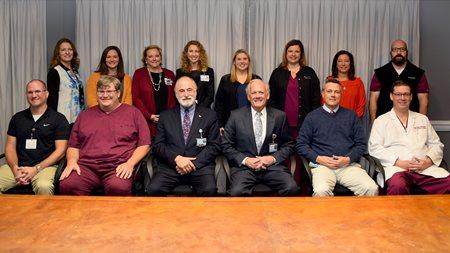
[230,49,253,83]
[142,45,163,67]
[180,40,209,72]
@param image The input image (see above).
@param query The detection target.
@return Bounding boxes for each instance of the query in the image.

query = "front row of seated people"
[1,77,449,196]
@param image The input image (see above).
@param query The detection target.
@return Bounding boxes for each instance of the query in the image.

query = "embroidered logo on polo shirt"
[407,76,416,80]
[413,125,426,130]
[303,76,312,79]
[43,123,50,127]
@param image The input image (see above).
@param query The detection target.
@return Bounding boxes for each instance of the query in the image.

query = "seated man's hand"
[20,166,38,183]
[175,156,196,175]
[408,156,434,172]
[316,155,340,169]
[60,162,81,180]
[394,159,418,170]
[245,157,263,170]
[332,156,351,168]
[13,166,28,185]
[116,162,134,179]
[256,156,276,169]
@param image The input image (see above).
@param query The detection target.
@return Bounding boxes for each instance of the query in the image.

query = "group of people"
[1,38,448,196]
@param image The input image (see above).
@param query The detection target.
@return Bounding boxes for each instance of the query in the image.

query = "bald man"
[222,79,299,196]
[369,39,429,123]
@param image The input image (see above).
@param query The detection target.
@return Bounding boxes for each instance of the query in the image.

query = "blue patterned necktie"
[182,108,191,144]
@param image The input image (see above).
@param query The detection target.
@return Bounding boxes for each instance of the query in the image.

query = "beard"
[178,96,196,108]
[392,54,406,66]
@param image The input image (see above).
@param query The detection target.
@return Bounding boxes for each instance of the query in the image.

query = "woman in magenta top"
[132,45,176,138]
[269,39,321,139]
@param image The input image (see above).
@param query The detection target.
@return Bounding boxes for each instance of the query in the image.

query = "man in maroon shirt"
[59,76,150,195]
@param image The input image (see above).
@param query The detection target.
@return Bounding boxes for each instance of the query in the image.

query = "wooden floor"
[1,195,449,252]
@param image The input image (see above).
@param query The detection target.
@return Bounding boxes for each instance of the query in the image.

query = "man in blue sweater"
[296,78,378,196]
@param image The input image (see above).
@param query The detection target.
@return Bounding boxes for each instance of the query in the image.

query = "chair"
[53,155,148,196]
[371,156,448,195]
[1,153,66,195]
[145,156,227,196]
[222,156,297,196]
[301,154,379,196]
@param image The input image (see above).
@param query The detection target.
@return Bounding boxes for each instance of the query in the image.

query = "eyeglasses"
[391,47,407,53]
[96,89,118,95]
[392,92,411,98]
[26,90,46,95]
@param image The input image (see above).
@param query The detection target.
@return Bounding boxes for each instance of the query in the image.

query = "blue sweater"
[296,107,366,163]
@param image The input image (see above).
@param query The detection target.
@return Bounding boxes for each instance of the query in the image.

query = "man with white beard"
[146,76,220,195]
[369,39,429,123]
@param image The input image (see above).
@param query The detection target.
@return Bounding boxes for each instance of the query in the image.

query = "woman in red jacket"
[329,50,366,118]
[132,45,176,138]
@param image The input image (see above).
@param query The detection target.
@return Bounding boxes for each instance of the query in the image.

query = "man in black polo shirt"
[369,39,429,123]
[0,79,69,194]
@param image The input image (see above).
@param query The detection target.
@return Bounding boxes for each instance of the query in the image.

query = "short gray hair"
[245,79,270,95]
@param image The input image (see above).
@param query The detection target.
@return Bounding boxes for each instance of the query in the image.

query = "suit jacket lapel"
[172,105,185,145]
[186,106,202,146]
[263,107,275,150]
[245,107,258,154]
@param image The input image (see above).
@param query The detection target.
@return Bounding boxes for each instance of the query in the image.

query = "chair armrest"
[53,157,67,195]
[289,155,296,176]
[440,159,449,171]
[299,155,312,180]
[215,156,228,194]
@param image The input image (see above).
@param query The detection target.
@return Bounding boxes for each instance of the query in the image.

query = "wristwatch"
[35,165,42,173]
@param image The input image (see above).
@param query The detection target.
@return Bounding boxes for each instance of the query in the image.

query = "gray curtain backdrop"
[0,0,46,151]
[0,0,419,151]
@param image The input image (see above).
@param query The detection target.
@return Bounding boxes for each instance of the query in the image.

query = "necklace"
[149,71,162,91]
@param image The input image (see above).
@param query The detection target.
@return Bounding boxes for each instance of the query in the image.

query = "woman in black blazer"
[268,39,321,139]
[214,49,261,134]
[176,40,215,108]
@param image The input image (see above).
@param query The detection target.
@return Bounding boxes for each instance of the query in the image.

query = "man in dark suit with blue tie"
[222,79,299,196]
[147,76,220,195]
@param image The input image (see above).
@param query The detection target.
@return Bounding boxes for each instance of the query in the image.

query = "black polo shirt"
[7,107,70,166]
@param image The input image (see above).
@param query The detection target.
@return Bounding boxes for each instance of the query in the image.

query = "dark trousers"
[59,164,132,196]
[387,171,450,195]
[146,162,216,196]
[229,167,299,196]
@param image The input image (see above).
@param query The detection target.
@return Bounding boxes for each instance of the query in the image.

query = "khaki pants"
[311,163,378,196]
[0,164,57,195]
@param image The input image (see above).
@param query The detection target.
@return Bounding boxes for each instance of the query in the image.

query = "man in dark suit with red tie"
[146,76,220,195]
[222,79,299,196]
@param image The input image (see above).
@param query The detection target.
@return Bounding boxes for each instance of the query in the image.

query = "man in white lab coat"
[369,80,449,194]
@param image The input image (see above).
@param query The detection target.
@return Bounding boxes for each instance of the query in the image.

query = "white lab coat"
[369,109,448,187]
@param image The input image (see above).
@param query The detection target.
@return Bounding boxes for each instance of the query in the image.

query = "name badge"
[196,128,207,147]
[196,138,207,147]
[269,134,278,153]
[26,139,37,149]
[269,143,278,153]
[164,78,173,86]
[200,74,209,82]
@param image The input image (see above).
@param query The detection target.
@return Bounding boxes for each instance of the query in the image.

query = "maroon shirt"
[69,104,150,168]
[284,76,300,128]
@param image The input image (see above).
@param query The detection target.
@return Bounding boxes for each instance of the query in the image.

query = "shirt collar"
[322,105,339,113]
[251,106,267,117]
[181,104,196,114]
